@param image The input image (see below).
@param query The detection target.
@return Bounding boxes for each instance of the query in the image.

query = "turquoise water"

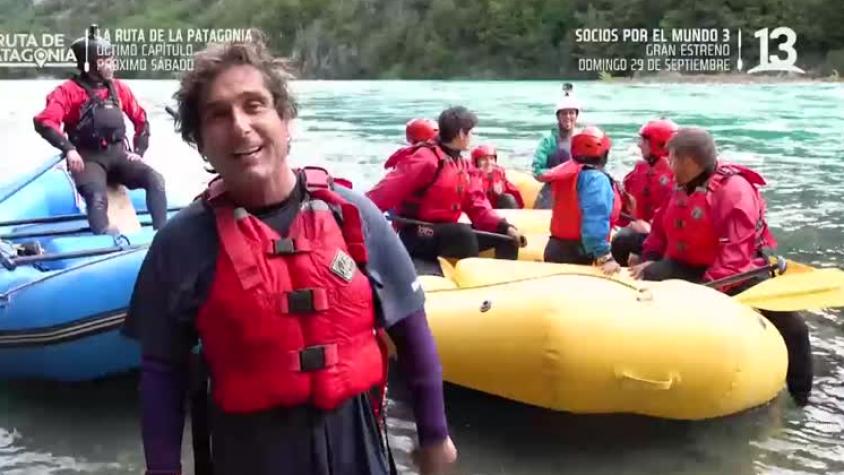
[0,79,842,474]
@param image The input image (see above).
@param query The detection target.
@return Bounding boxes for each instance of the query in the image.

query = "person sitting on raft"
[383,118,439,169]
[366,106,525,271]
[630,127,813,406]
[611,118,679,265]
[539,126,622,275]
[470,144,524,209]
[33,24,167,235]
[531,85,581,209]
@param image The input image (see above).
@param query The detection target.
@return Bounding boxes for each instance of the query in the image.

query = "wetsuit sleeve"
[139,356,187,474]
[122,204,215,475]
[33,85,76,154]
[702,178,765,283]
[577,170,614,258]
[531,133,555,177]
[641,201,668,261]
[338,187,449,446]
[365,150,438,212]
[385,309,448,447]
[123,232,192,475]
[115,80,151,156]
[461,171,506,233]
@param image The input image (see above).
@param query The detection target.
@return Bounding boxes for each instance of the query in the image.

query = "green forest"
[1,0,842,79]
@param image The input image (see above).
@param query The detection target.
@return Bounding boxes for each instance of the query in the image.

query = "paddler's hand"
[413,436,457,475]
[629,219,651,234]
[506,225,527,248]
[66,149,84,173]
[126,152,143,162]
[595,254,620,275]
[630,261,654,280]
[627,253,642,267]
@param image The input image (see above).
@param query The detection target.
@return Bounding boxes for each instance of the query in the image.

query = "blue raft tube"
[0,156,183,381]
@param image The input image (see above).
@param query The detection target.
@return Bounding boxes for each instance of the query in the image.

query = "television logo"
[740,26,805,74]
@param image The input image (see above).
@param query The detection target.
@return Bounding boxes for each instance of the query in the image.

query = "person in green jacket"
[531,85,581,209]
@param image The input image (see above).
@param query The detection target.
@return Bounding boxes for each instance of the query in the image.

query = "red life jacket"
[622,157,674,222]
[400,144,472,223]
[476,165,507,202]
[661,163,776,267]
[383,144,417,169]
[549,161,622,240]
[196,167,386,414]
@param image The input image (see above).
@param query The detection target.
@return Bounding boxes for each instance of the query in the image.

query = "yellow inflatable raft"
[420,258,787,420]
[504,169,542,209]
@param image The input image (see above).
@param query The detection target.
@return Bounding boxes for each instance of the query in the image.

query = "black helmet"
[71,24,113,72]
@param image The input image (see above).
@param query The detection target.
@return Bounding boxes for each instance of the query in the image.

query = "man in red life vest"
[539,126,622,275]
[630,127,813,406]
[611,118,678,265]
[367,106,525,272]
[33,24,167,234]
[123,39,457,475]
[383,118,439,169]
[470,144,524,209]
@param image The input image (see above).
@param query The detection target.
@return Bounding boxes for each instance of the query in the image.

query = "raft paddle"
[0,206,184,228]
[387,215,527,247]
[0,243,148,271]
[732,267,844,312]
[705,256,788,289]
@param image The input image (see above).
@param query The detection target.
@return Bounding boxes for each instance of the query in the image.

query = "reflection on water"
[0,79,842,474]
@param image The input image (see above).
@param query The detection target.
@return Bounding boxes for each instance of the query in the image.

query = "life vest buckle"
[281,288,329,314]
[297,344,338,372]
[269,238,312,255]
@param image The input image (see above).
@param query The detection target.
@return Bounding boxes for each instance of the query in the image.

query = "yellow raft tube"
[420,258,788,420]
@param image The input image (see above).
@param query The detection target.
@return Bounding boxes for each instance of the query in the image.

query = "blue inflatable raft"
[0,156,181,381]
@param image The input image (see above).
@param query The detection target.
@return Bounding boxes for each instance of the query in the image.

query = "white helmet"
[555,83,582,114]
[555,93,581,114]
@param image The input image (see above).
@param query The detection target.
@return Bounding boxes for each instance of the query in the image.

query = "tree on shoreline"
[0,0,840,79]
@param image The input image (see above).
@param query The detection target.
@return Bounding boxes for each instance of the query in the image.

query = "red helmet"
[639,118,678,158]
[405,118,438,144]
[571,126,611,160]
[471,144,497,164]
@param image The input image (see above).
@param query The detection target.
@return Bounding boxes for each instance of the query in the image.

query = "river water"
[0,79,842,474]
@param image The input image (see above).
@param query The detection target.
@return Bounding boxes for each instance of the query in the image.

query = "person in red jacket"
[33,24,167,234]
[367,106,525,271]
[611,118,678,265]
[383,118,439,169]
[470,144,524,209]
[630,127,812,406]
[539,126,622,274]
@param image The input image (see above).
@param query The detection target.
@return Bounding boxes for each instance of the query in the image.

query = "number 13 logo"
[747,27,805,74]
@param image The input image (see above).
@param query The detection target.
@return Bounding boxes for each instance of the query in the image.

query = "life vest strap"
[280,287,329,314]
[291,344,339,372]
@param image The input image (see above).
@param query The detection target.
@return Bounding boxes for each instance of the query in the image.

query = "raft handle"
[615,369,679,391]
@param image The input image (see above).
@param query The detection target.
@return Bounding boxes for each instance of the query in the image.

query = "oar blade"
[735,268,844,311]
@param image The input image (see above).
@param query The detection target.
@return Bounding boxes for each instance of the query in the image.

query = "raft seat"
[105,184,141,235]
